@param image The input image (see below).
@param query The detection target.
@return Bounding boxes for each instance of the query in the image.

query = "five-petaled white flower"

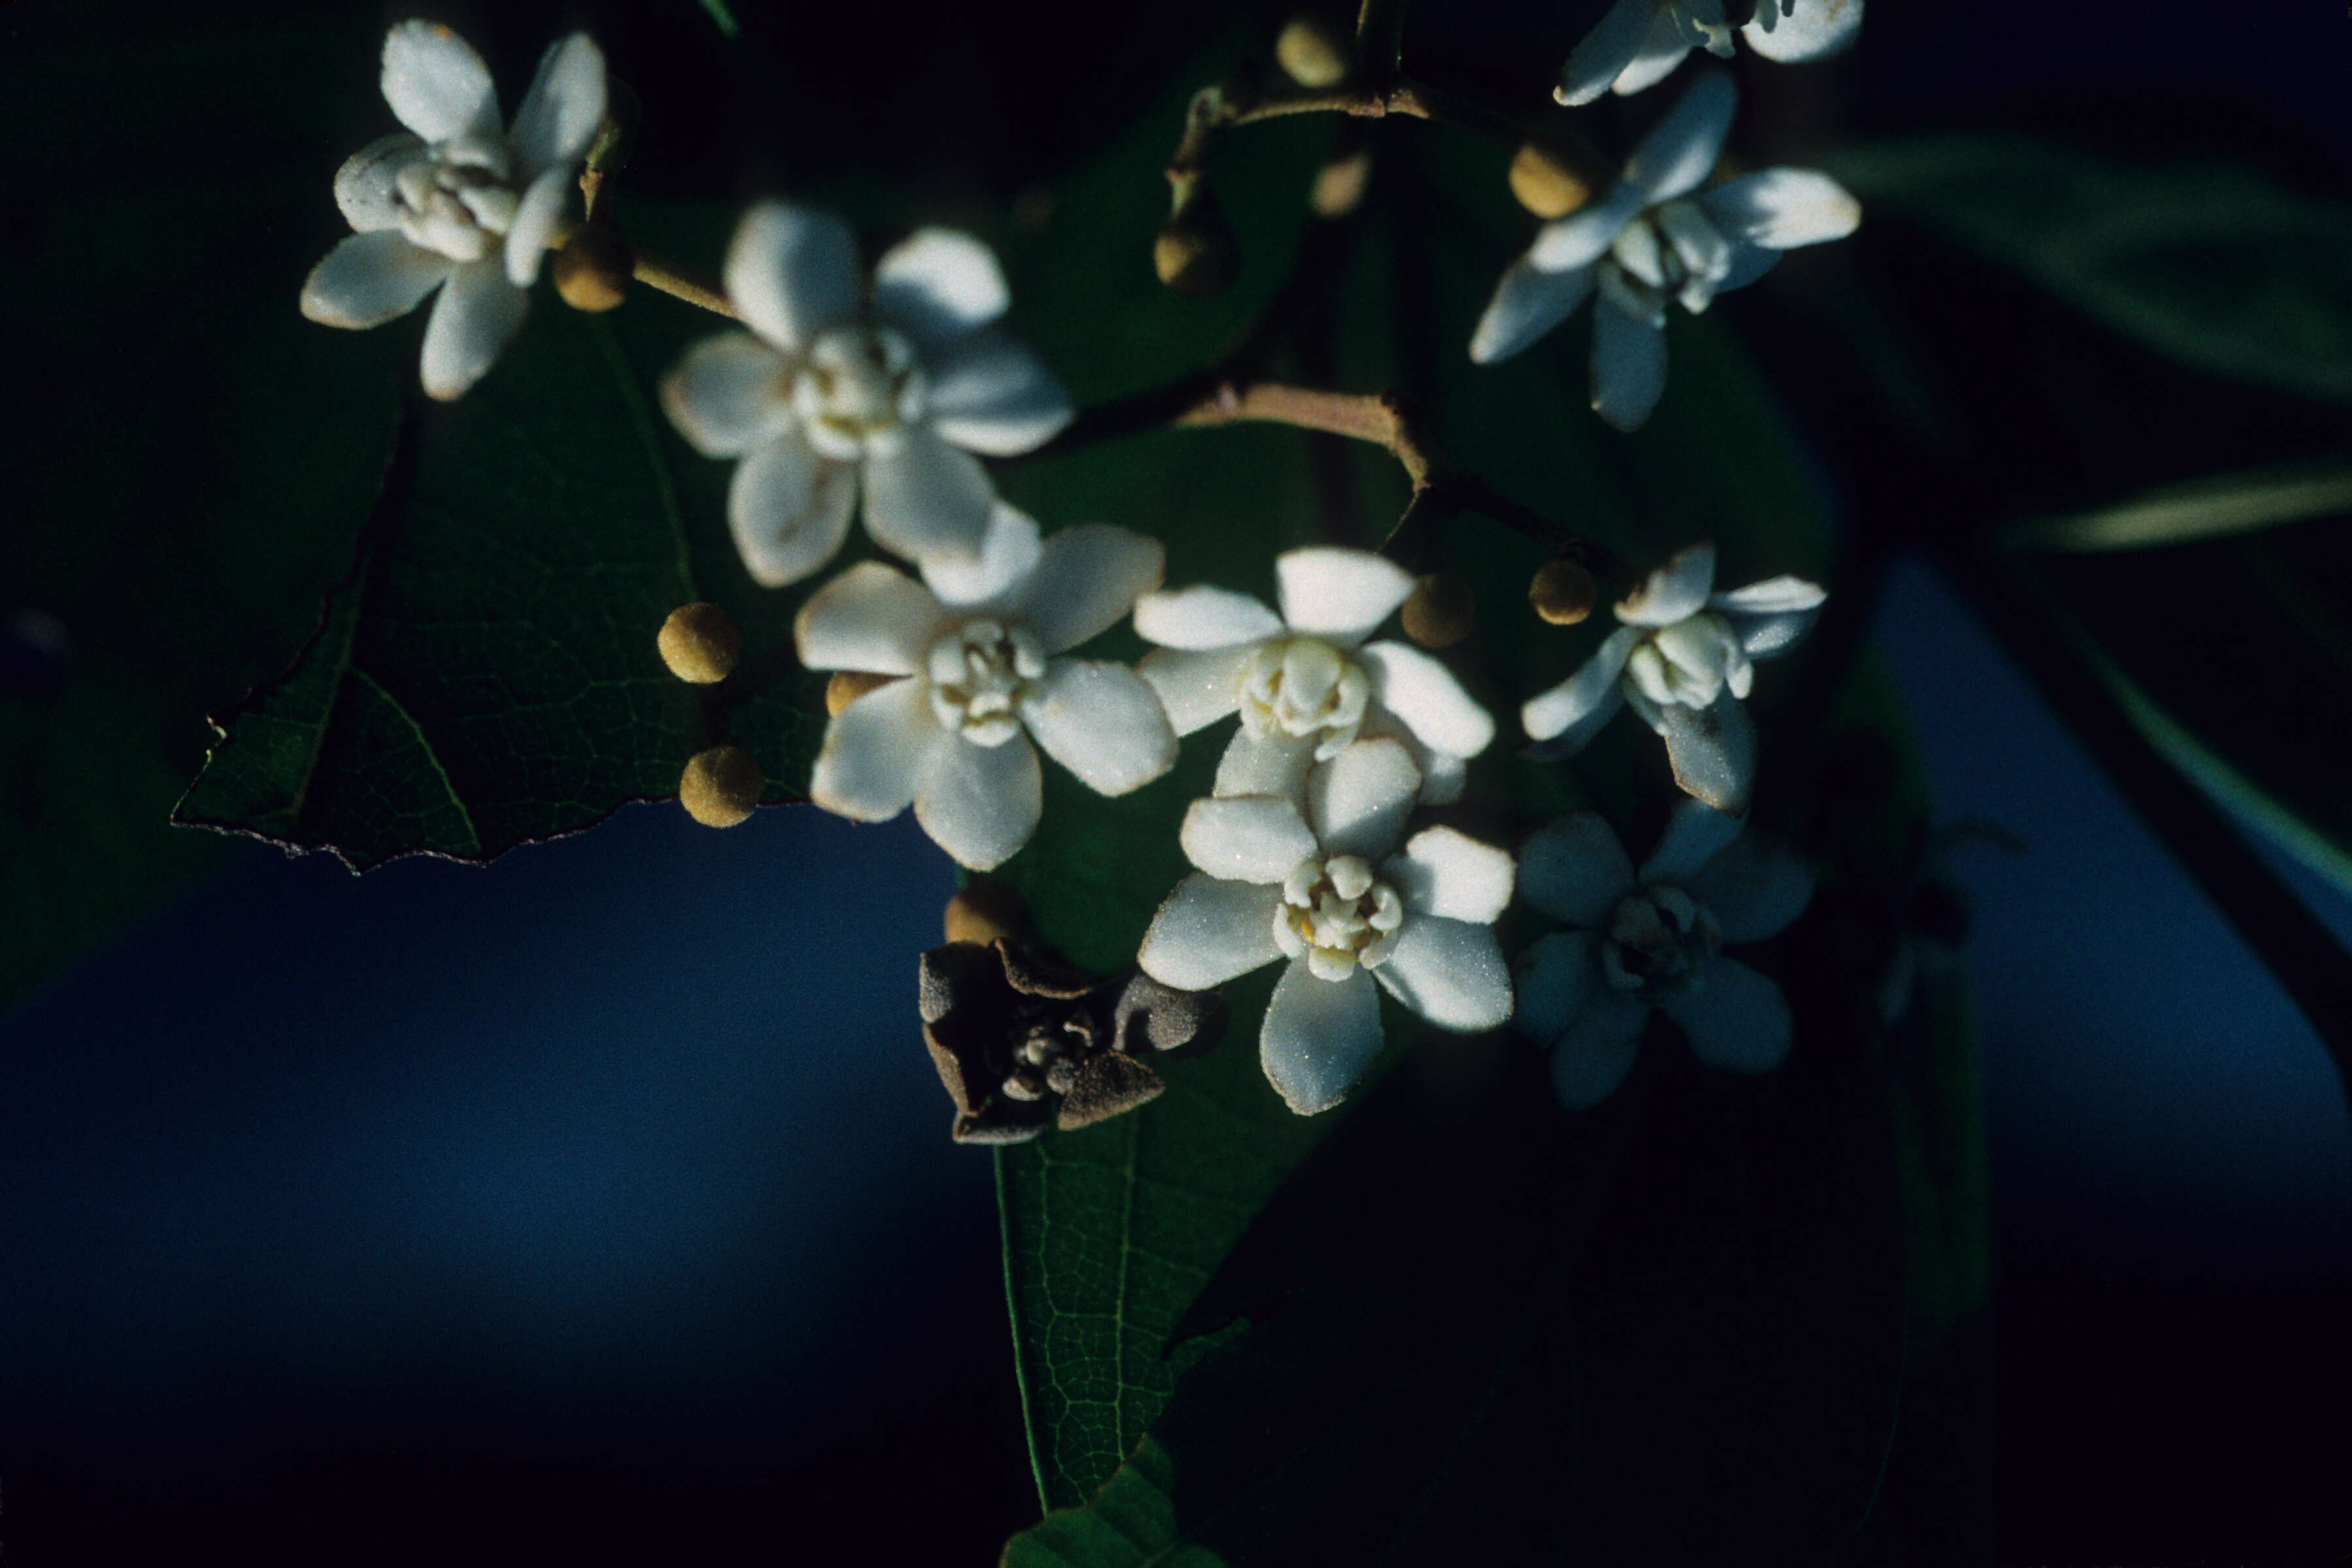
[663,203,1074,591]
[1133,547,1495,808]
[1137,738,1515,1115]
[796,506,1172,871]
[1471,71,1860,431]
[1522,540,1822,815]
[1514,800,1812,1109]
[301,22,607,401]
[1558,0,1863,107]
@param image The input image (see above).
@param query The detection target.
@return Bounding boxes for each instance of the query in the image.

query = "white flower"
[1470,71,1860,431]
[300,22,606,401]
[1132,547,1495,809]
[1514,800,1813,1109]
[662,204,1074,591]
[1556,0,1863,107]
[1522,541,1823,815]
[796,506,1171,870]
[1137,738,1516,1115]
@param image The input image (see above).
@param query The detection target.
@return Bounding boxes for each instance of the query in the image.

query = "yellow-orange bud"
[1275,14,1352,90]
[1401,572,1477,649]
[657,602,740,685]
[1154,193,1239,299]
[553,225,634,312]
[1529,558,1598,626]
[679,745,762,828]
[1509,139,1595,221]
[945,878,1030,947]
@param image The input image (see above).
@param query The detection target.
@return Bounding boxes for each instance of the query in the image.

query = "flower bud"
[1311,147,1373,219]
[1155,193,1239,299]
[1529,558,1597,626]
[945,877,1030,947]
[679,744,762,828]
[1275,14,1353,90]
[657,602,740,684]
[1401,572,1477,649]
[825,670,897,716]
[553,225,634,312]
[1509,139,1596,221]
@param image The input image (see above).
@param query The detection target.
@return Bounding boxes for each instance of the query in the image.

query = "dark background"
[4,0,2351,1562]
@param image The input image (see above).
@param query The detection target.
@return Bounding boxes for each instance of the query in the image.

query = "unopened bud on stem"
[1529,558,1597,625]
[1401,572,1477,649]
[554,225,634,312]
[1155,191,1239,299]
[1275,14,1353,89]
[657,602,740,684]
[1509,139,1595,220]
[679,744,762,828]
[945,877,1030,947]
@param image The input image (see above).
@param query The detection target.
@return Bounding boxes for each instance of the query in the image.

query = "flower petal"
[915,731,1043,871]
[661,333,794,458]
[1306,736,1419,860]
[1661,955,1792,1073]
[1687,830,1815,942]
[1134,587,1284,650]
[1610,9,1697,97]
[1275,547,1414,643]
[1470,257,1596,365]
[1550,991,1650,1109]
[1213,727,1316,801]
[792,560,941,676]
[919,500,1043,609]
[1137,646,1249,734]
[1139,874,1286,992]
[1712,573,1826,615]
[1591,284,1671,432]
[301,232,449,329]
[872,228,1010,348]
[380,20,500,144]
[333,132,427,233]
[1358,640,1494,760]
[728,429,857,587]
[1622,69,1735,204]
[1179,795,1318,883]
[1693,167,1861,251]
[1661,694,1756,815]
[1022,659,1178,797]
[1262,961,1384,1115]
[1518,811,1636,927]
[1639,796,1744,886]
[1513,930,1597,1045]
[1375,916,1513,1032]
[1017,526,1165,654]
[506,31,607,178]
[809,675,939,821]
[1556,0,1654,106]
[1522,625,1639,747]
[1616,542,1718,626]
[1742,0,1863,62]
[725,201,860,353]
[1387,825,1514,923]
[922,327,1074,457]
[504,167,571,286]
[861,427,997,566]
[1529,186,1648,272]
[418,258,527,400]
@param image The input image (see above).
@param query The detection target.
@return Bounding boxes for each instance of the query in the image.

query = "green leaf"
[1000,1438,1228,1568]
[0,0,403,1004]
[1829,134,2352,407]
[175,301,824,868]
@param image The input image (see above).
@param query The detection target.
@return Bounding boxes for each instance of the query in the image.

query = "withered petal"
[1113,973,1228,1057]
[919,941,1004,1025]
[994,938,1100,1001]
[953,1105,1052,1144]
[1056,1052,1166,1131]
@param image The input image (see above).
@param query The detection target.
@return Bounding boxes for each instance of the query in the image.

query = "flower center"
[1237,636,1371,760]
[1623,611,1744,711]
[1272,855,1405,982]
[795,327,927,460]
[1603,199,1735,316]
[1599,884,1723,1002]
[927,618,1043,747]
[1000,1013,1099,1103]
[393,137,519,263]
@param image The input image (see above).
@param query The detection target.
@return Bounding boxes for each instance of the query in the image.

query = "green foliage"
[1002,1438,1228,1568]
[1831,134,2352,406]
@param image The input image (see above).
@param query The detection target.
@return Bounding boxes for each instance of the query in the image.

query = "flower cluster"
[1557,0,1862,107]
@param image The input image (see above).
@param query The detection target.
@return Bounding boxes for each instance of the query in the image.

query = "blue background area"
[7,0,2352,1562]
